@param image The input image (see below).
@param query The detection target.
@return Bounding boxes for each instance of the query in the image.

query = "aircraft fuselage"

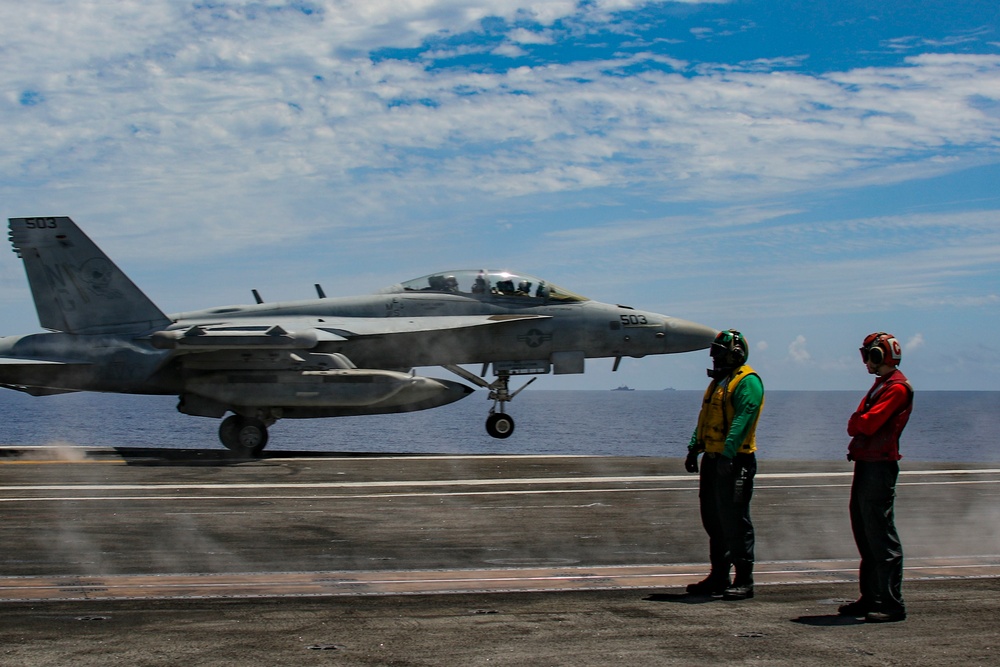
[168,290,715,371]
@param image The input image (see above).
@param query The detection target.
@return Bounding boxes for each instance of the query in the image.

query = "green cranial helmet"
[710,329,748,368]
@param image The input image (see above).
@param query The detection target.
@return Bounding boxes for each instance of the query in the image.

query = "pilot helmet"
[860,332,902,366]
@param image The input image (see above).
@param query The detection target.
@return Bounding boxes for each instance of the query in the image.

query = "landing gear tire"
[486,412,515,439]
[219,415,269,456]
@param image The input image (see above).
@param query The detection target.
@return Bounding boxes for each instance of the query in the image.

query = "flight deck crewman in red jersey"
[840,332,913,623]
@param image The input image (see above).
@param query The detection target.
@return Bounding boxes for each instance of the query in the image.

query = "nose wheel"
[486,411,515,439]
[445,365,536,439]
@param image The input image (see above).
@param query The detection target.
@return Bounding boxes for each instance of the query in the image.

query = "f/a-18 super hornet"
[0,216,717,454]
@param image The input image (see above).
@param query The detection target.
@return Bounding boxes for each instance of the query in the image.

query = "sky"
[0,0,998,392]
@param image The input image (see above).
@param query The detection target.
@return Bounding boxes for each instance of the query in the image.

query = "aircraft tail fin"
[8,216,171,334]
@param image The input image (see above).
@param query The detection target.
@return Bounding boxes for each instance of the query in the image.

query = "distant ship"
[612,385,635,391]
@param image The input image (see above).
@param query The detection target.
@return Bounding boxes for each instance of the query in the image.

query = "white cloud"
[905,333,926,354]
[507,28,554,45]
[492,43,529,57]
[6,11,997,175]
[789,335,811,364]
[3,3,998,250]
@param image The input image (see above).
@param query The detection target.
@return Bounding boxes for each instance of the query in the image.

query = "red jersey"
[847,369,913,462]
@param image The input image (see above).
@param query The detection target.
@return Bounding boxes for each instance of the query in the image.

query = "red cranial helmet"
[860,332,902,366]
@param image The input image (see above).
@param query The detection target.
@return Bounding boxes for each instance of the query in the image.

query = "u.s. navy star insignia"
[518,329,552,348]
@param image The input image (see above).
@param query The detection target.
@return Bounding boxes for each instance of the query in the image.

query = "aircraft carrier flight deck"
[1,447,998,666]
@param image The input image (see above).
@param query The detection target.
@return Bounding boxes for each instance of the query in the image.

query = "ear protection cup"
[868,343,885,365]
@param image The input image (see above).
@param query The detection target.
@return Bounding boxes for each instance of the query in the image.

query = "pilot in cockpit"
[472,272,488,294]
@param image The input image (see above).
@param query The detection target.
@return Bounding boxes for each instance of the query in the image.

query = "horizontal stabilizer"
[0,384,79,396]
[0,357,71,366]
[0,358,92,396]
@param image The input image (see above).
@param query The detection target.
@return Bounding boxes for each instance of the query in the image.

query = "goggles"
[858,334,899,366]
[860,331,886,364]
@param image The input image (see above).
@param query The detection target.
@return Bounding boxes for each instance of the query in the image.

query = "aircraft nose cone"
[664,318,718,353]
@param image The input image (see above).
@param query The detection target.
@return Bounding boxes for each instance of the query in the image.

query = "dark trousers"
[699,452,756,584]
[850,460,905,612]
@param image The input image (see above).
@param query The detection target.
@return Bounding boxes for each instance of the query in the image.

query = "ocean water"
[0,389,996,463]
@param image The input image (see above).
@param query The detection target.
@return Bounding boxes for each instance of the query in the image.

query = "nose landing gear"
[486,410,515,439]
[219,413,272,456]
[445,365,536,439]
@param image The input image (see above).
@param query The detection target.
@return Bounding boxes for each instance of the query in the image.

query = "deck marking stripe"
[1,468,998,493]
[4,478,1000,503]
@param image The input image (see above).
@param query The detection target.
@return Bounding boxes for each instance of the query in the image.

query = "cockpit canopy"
[388,269,588,302]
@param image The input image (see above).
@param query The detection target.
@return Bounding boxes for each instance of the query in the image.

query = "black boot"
[865,605,906,623]
[722,582,754,600]
[686,574,730,596]
[837,598,872,617]
[724,565,754,600]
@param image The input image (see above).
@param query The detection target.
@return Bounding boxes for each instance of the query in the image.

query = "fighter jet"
[0,216,717,454]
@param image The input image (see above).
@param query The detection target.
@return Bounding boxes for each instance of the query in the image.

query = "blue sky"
[1,1,997,391]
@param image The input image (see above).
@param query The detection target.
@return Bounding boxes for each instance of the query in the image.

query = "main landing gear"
[219,414,271,456]
[445,365,536,439]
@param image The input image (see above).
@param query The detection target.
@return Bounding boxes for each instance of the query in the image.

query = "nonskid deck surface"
[3,556,1000,602]
[2,446,998,601]
[3,448,1000,667]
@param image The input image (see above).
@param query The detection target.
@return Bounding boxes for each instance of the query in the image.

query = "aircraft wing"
[151,314,551,351]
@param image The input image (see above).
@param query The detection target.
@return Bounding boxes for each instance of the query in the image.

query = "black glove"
[716,455,734,476]
[684,450,699,473]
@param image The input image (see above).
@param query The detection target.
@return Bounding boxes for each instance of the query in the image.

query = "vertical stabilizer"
[8,217,171,334]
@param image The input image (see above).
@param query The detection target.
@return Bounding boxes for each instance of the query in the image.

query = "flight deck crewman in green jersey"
[683,329,764,600]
